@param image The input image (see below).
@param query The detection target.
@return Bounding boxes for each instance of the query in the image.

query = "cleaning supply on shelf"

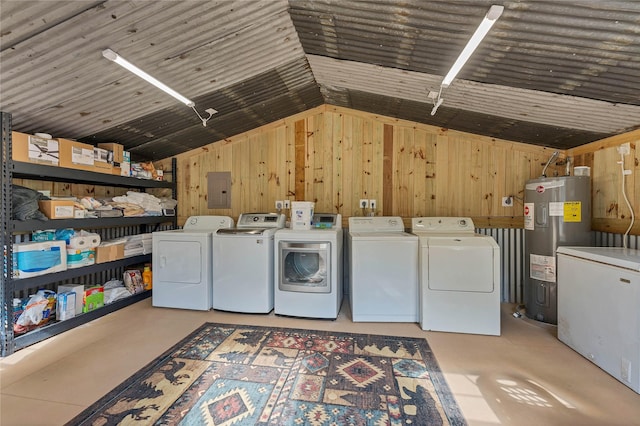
[143,265,153,290]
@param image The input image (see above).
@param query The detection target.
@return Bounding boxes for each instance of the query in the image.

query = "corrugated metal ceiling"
[1,0,639,161]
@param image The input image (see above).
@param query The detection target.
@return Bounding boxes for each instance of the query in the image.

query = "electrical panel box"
[207,171,231,209]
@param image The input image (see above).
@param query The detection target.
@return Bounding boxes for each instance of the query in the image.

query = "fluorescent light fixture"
[441,5,504,88]
[102,48,195,107]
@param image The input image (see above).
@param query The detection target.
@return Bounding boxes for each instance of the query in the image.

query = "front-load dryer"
[411,217,501,336]
[274,213,343,319]
[212,212,285,313]
[152,215,234,310]
[348,216,418,322]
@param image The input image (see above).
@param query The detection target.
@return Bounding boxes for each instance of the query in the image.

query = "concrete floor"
[1,300,639,425]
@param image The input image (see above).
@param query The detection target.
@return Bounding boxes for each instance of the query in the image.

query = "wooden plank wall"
[569,128,640,234]
[162,105,570,228]
[15,107,640,235]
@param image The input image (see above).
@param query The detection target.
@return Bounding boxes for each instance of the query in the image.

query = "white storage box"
[291,201,314,230]
[12,240,67,279]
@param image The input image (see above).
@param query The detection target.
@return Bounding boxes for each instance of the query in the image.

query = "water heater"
[523,176,591,324]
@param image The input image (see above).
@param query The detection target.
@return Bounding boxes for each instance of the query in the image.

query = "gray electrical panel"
[207,171,231,209]
[523,176,592,324]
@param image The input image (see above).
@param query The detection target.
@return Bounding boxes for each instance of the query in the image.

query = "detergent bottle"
[142,265,153,290]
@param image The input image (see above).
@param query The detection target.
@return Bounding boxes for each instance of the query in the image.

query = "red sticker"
[536,185,545,193]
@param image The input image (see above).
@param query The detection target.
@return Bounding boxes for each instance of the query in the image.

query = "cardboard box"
[96,242,124,264]
[111,166,122,175]
[97,142,124,163]
[12,131,59,166]
[12,240,67,279]
[58,284,84,315]
[93,147,111,172]
[57,138,95,172]
[83,286,104,313]
[56,292,76,321]
[38,200,75,219]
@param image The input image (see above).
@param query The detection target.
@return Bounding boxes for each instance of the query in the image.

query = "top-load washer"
[274,213,343,319]
[152,215,234,310]
[348,216,418,322]
[411,217,500,335]
[212,212,285,313]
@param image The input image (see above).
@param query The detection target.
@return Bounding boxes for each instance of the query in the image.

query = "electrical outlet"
[359,199,369,208]
[502,196,513,207]
[369,199,377,209]
[618,142,631,155]
[283,199,290,209]
[275,200,283,210]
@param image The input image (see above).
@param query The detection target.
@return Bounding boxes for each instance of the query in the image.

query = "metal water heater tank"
[523,175,592,324]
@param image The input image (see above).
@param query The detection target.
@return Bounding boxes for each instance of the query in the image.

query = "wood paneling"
[162,105,639,233]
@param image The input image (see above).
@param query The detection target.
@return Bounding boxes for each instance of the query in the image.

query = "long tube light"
[441,5,504,88]
[102,48,195,107]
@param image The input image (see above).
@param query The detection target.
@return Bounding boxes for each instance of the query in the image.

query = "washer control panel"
[312,213,342,229]
[237,213,286,228]
[411,217,475,233]
[349,216,404,232]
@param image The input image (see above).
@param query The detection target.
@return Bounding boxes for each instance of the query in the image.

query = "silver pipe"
[542,151,559,177]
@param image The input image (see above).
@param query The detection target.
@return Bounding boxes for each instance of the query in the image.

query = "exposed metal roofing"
[1,0,639,160]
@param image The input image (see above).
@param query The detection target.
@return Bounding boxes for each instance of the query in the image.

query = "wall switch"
[359,199,369,208]
[369,199,377,209]
[502,196,513,207]
[275,200,283,210]
[283,199,290,209]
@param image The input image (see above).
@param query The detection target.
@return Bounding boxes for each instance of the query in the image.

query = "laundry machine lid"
[557,246,640,271]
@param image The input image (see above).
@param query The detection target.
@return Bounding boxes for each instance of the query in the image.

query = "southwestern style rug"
[67,323,466,425]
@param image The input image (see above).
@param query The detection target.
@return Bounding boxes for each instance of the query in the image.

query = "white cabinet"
[557,246,640,393]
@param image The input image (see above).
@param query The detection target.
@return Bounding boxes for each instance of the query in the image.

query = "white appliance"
[557,246,640,394]
[348,216,418,322]
[212,212,285,313]
[152,215,234,310]
[411,217,500,336]
[274,213,343,319]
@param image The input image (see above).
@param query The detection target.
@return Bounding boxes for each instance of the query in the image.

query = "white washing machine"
[411,217,500,336]
[212,212,285,313]
[274,213,343,319]
[152,215,234,310]
[348,216,418,322]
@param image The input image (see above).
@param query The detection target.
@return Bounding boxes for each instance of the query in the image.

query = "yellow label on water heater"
[563,201,581,222]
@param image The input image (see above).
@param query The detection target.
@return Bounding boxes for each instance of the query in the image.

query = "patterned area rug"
[67,323,466,425]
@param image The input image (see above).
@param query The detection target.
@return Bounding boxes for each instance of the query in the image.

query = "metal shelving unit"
[0,113,177,356]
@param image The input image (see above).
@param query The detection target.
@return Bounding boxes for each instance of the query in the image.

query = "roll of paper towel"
[67,233,101,249]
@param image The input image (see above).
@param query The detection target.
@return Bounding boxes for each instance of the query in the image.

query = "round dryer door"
[279,242,330,293]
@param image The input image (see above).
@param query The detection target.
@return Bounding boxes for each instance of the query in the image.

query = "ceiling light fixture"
[102,48,217,126]
[430,4,504,116]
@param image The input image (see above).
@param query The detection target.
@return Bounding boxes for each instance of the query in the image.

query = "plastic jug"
[142,266,153,290]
